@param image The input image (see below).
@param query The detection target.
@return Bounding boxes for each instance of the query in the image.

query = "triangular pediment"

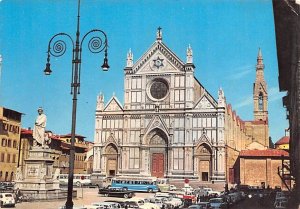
[196,132,212,146]
[132,42,185,75]
[194,93,217,109]
[144,115,169,137]
[104,96,123,112]
[246,141,267,150]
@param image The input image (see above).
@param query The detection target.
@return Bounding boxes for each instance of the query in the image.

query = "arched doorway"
[104,143,118,177]
[196,144,212,181]
[147,128,168,178]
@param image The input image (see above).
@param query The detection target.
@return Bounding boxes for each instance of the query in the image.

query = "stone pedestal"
[14,147,70,200]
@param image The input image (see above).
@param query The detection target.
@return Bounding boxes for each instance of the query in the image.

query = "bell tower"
[253,48,268,121]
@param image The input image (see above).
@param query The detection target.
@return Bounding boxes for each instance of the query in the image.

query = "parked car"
[169,185,177,191]
[104,200,126,208]
[197,202,211,209]
[188,204,202,209]
[98,187,134,198]
[92,202,120,209]
[0,192,15,207]
[274,199,288,209]
[181,186,194,194]
[203,188,221,196]
[124,201,140,209]
[274,197,288,209]
[59,206,87,209]
[209,198,228,209]
[0,182,14,191]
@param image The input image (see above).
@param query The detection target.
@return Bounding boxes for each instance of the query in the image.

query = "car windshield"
[5,194,12,197]
[198,203,208,205]
[188,206,199,209]
[210,199,222,203]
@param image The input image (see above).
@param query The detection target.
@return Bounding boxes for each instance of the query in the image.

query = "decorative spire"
[126,48,133,67]
[186,44,193,63]
[218,87,225,108]
[96,92,104,111]
[256,47,264,69]
[156,26,162,42]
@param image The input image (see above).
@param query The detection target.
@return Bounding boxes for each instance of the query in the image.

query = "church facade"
[92,29,269,183]
[93,29,226,182]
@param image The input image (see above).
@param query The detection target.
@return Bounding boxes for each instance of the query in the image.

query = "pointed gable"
[104,96,123,112]
[131,41,185,75]
[194,93,217,110]
[246,141,267,150]
[144,115,169,137]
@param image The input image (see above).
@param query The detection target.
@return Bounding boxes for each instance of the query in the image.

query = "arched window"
[7,139,11,147]
[1,138,6,147]
[10,172,14,181]
[258,92,263,111]
[13,140,17,148]
[5,172,8,181]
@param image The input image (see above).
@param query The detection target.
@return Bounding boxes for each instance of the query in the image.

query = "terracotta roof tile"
[275,136,289,145]
[21,129,33,135]
[239,149,289,157]
[60,133,86,138]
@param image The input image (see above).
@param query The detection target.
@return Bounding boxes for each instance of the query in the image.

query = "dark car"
[98,187,134,198]
[0,182,14,191]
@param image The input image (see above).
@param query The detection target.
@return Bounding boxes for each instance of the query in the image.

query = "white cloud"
[235,96,253,108]
[234,86,285,109]
[268,86,285,102]
[226,65,253,80]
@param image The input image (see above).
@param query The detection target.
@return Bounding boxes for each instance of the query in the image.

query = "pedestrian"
[15,188,22,203]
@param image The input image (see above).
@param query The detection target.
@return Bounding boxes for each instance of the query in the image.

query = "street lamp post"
[43,1,109,208]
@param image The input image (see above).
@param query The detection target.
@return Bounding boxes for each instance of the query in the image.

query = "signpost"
[80,175,84,198]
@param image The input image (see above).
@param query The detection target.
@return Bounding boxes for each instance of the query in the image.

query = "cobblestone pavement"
[15,188,155,209]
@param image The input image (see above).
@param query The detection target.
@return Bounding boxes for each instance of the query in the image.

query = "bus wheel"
[124,194,128,198]
[147,188,153,193]
[123,187,128,191]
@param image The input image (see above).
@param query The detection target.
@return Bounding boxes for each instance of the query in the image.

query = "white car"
[92,202,120,209]
[203,187,221,196]
[181,186,194,194]
[169,185,177,191]
[0,193,15,207]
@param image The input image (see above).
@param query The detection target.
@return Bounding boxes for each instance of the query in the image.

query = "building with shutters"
[0,107,22,181]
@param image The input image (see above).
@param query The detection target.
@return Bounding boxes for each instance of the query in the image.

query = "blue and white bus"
[111,177,159,193]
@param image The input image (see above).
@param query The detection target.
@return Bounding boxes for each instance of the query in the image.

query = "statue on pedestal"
[15,167,23,181]
[33,107,47,148]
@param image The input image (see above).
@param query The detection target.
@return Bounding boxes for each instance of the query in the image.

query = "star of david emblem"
[153,56,164,69]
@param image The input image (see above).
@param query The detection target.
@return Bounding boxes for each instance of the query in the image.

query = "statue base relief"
[14,147,76,200]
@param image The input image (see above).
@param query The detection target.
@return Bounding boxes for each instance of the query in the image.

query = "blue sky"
[0,0,288,143]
